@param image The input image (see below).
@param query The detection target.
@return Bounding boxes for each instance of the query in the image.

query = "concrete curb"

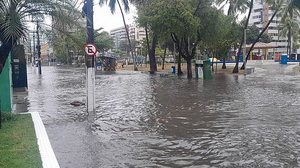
[30,112,60,168]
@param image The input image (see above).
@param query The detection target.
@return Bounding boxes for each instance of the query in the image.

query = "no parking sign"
[84,43,97,56]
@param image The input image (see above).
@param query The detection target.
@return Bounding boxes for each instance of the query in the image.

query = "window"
[254,21,261,25]
[254,8,263,13]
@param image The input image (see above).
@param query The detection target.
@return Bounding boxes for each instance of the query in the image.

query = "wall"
[0,54,12,112]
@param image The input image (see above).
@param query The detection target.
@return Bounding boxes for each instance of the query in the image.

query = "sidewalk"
[12,89,60,168]
[13,89,29,113]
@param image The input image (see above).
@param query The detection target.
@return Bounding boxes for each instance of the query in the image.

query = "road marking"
[30,112,60,168]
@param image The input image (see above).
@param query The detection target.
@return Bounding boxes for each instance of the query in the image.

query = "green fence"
[0,54,13,113]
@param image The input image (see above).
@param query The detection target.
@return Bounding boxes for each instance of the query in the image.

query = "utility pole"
[85,0,95,114]
[36,21,42,75]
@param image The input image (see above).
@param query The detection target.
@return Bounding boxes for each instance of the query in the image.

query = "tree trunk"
[117,0,137,71]
[177,54,183,76]
[186,58,192,79]
[145,26,151,62]
[149,32,158,74]
[287,27,291,57]
[241,10,278,69]
[233,0,253,73]
[211,56,214,72]
[222,55,226,69]
[162,47,167,70]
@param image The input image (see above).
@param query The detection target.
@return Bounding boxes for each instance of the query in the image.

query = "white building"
[110,26,128,49]
[249,0,300,59]
[110,24,146,50]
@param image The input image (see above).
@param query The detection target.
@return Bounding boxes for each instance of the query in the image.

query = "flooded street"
[26,63,300,168]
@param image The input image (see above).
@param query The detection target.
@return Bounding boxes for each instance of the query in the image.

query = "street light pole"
[86,0,95,115]
[36,21,42,75]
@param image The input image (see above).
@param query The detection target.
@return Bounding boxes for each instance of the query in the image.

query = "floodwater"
[25,63,300,168]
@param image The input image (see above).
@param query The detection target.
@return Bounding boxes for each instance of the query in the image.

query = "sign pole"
[86,0,95,115]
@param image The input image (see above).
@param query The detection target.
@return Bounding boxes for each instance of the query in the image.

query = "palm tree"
[99,0,138,71]
[216,0,249,16]
[0,0,78,74]
[242,0,300,68]
[279,0,300,57]
[279,16,300,56]
[215,0,251,72]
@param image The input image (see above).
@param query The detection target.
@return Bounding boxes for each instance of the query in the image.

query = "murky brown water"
[26,64,300,168]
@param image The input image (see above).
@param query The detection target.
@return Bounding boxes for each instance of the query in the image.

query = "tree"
[95,30,114,52]
[208,14,242,70]
[279,0,300,56]
[0,0,81,73]
[242,0,300,69]
[134,1,158,74]
[246,25,272,44]
[99,0,138,71]
[216,0,251,72]
[52,28,113,64]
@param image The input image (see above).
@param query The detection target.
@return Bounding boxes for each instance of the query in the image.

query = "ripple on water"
[26,66,300,167]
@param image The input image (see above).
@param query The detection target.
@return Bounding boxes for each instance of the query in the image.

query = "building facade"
[110,26,128,49]
[249,0,300,58]
[110,24,146,50]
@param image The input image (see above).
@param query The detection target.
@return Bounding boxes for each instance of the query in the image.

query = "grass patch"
[0,113,42,168]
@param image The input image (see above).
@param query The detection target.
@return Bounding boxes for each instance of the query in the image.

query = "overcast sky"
[93,3,137,32]
[93,3,239,33]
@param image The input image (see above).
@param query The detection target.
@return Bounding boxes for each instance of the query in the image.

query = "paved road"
[19,63,300,167]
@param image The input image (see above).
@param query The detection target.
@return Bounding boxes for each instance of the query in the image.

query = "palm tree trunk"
[116,0,137,71]
[222,54,226,69]
[233,0,253,73]
[241,10,278,69]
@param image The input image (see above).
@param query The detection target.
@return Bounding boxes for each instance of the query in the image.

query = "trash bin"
[195,60,203,79]
[203,60,212,80]
[281,54,288,64]
[171,66,176,74]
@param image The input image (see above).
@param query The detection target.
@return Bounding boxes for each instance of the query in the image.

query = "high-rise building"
[249,0,300,58]
[110,26,128,49]
[110,24,146,50]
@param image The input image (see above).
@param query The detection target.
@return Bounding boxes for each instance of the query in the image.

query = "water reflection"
[26,65,300,167]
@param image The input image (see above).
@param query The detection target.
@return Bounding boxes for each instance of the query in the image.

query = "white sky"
[29,2,244,34]
[93,3,137,32]
[93,3,245,32]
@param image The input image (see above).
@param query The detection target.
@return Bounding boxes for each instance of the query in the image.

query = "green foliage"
[99,0,130,14]
[215,0,250,16]
[246,25,272,44]
[52,29,114,63]
[95,31,114,52]
[209,14,242,60]
[0,114,42,168]
[0,0,79,44]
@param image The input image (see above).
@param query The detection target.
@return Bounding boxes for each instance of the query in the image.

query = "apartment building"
[249,0,300,58]
[110,24,146,50]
